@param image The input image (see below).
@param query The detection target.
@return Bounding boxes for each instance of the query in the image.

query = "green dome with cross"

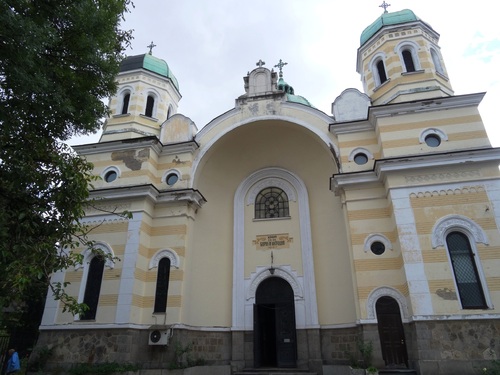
[119,53,180,91]
[360,9,420,46]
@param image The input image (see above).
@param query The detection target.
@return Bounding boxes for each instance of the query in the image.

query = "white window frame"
[395,41,421,73]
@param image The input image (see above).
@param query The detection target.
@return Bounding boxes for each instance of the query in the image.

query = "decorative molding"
[246,266,303,301]
[76,241,115,270]
[193,113,338,187]
[405,170,481,184]
[149,249,180,269]
[419,127,448,144]
[89,185,206,209]
[366,286,410,321]
[410,186,485,198]
[348,147,374,162]
[431,214,489,248]
[363,233,393,253]
[233,167,319,330]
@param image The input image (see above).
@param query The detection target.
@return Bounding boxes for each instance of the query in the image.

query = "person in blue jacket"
[6,349,20,374]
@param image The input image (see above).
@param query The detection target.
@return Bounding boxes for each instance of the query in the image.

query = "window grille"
[446,232,487,309]
[255,187,289,219]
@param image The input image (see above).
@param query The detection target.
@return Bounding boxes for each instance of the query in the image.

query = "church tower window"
[446,232,487,309]
[402,49,416,72]
[145,95,155,117]
[81,256,105,320]
[121,93,130,114]
[375,59,388,86]
[431,48,444,75]
[154,257,171,313]
[255,187,289,219]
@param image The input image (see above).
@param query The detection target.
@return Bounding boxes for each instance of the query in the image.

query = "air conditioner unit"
[148,329,170,346]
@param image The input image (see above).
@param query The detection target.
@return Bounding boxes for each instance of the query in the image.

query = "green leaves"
[0,0,133,328]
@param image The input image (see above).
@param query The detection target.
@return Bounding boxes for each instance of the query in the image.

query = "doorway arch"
[254,277,297,368]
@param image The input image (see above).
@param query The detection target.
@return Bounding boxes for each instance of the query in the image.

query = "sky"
[71,0,500,145]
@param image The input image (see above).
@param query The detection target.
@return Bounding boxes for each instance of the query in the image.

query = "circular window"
[370,241,386,255]
[425,134,441,147]
[104,170,118,183]
[354,153,368,165]
[166,173,179,186]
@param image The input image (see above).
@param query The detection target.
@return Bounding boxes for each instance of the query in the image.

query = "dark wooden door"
[254,277,297,368]
[376,296,408,368]
[275,303,297,367]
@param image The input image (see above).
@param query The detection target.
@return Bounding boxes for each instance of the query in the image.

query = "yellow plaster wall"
[186,120,355,327]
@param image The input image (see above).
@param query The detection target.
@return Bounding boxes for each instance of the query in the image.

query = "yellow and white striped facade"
[37,9,500,375]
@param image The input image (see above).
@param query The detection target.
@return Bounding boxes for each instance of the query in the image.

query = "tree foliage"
[0,0,133,325]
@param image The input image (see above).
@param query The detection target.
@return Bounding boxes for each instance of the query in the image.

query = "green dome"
[286,93,314,107]
[119,54,180,91]
[360,9,420,46]
[277,77,314,107]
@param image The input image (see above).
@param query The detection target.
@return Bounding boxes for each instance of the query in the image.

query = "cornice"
[89,184,206,208]
[72,137,198,156]
[329,93,485,136]
[329,119,373,135]
[368,92,485,120]
[331,147,500,194]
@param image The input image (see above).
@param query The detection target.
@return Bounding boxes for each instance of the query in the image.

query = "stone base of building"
[32,319,500,375]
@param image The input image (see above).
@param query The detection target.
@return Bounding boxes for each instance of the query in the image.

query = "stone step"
[379,370,417,375]
[234,369,316,375]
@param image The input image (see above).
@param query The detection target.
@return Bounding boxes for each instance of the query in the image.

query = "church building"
[36,7,500,375]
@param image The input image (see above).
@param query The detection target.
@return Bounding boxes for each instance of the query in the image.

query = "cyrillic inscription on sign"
[253,234,292,250]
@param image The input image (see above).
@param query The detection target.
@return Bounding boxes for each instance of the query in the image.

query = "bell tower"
[357,7,454,105]
[101,45,181,142]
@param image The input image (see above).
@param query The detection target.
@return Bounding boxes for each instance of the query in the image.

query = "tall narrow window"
[81,256,105,320]
[446,232,487,309]
[402,49,416,72]
[376,60,388,85]
[431,49,444,74]
[255,187,289,219]
[154,257,171,313]
[121,93,130,114]
[145,95,155,117]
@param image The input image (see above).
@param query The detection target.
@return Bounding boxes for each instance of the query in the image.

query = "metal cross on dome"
[379,1,391,13]
[147,41,156,55]
[274,59,288,78]
[256,59,265,67]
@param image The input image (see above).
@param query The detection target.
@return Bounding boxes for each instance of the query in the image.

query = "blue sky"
[71,0,500,146]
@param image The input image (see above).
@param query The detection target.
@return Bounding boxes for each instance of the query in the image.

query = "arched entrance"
[376,296,409,368]
[254,277,297,368]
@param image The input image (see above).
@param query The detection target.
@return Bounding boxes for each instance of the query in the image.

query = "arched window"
[81,256,105,320]
[154,257,171,313]
[145,95,155,117]
[446,232,487,309]
[121,93,130,114]
[431,48,444,75]
[402,49,416,72]
[255,187,289,219]
[376,59,388,85]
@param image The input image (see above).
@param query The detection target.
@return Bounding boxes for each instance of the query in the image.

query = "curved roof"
[277,77,314,107]
[119,53,180,91]
[360,9,420,46]
[286,94,314,107]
